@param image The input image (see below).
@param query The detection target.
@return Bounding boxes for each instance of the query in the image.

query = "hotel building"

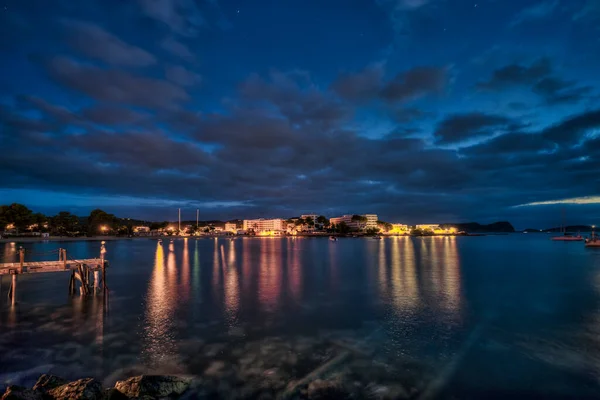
[225,222,237,232]
[243,218,286,233]
[329,214,378,231]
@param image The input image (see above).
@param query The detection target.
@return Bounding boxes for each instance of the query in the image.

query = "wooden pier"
[0,243,109,304]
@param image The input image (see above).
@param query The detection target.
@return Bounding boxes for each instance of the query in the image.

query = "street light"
[100,225,108,233]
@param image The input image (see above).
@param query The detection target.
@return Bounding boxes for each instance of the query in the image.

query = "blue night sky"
[1,0,600,228]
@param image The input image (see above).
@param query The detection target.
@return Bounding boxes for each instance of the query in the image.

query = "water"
[1,235,600,398]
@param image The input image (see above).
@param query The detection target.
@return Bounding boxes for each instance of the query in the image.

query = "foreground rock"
[114,376,191,399]
[1,386,42,400]
[32,375,67,393]
[47,378,103,400]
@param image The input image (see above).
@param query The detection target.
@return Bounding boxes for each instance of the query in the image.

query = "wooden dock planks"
[0,259,104,276]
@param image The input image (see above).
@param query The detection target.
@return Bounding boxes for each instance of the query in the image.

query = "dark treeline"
[0,203,152,236]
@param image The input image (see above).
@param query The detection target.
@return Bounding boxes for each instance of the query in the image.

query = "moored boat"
[551,234,583,241]
[373,235,382,240]
[329,236,337,241]
[585,227,600,247]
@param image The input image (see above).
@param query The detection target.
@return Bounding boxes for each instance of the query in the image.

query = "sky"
[1,0,599,228]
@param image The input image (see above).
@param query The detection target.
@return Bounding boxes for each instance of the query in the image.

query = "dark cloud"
[66,21,156,67]
[330,65,383,101]
[81,105,149,126]
[477,58,593,105]
[239,70,351,126]
[44,56,189,109]
[532,77,593,105]
[434,113,514,145]
[165,65,202,87]
[477,58,551,90]
[138,0,204,36]
[160,36,195,61]
[541,108,600,145]
[380,66,447,103]
[389,107,431,123]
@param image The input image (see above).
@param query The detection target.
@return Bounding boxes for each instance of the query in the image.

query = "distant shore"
[0,236,146,243]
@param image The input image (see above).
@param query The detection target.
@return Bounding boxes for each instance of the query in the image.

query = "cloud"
[138,0,204,36]
[165,65,202,86]
[532,77,593,105]
[477,58,551,90]
[573,0,600,22]
[330,64,384,101]
[434,113,514,145]
[509,0,558,27]
[65,21,156,67]
[380,66,447,103]
[514,196,600,207]
[160,37,195,61]
[541,108,600,145]
[44,57,189,109]
[477,58,593,105]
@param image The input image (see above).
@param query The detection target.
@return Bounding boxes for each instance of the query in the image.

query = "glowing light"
[100,225,108,232]
[514,196,600,207]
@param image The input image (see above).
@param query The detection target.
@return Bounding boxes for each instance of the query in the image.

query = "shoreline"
[0,233,506,244]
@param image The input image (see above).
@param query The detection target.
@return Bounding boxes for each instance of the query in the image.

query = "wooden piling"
[19,247,25,274]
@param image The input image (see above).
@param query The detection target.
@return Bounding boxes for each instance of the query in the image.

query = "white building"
[300,214,319,223]
[416,224,440,231]
[329,214,378,231]
[225,222,237,232]
[243,218,286,233]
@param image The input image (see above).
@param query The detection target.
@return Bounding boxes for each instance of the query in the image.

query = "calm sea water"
[1,235,600,398]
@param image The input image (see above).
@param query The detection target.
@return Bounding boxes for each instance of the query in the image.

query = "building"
[225,222,237,232]
[243,218,286,233]
[133,226,150,233]
[416,224,440,232]
[300,214,319,223]
[329,214,378,231]
[388,224,410,234]
[364,214,378,229]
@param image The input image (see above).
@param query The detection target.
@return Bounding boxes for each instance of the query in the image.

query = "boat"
[551,234,583,241]
[158,239,162,244]
[585,227,600,247]
[329,236,337,241]
[373,235,382,240]
[551,208,583,241]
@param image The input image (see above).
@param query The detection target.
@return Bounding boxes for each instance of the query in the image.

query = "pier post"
[19,247,25,274]
[100,241,107,296]
[8,273,17,305]
[94,270,100,293]
[63,249,67,269]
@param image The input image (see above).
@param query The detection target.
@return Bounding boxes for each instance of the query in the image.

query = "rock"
[307,379,349,400]
[47,378,103,400]
[114,375,191,398]
[1,386,43,400]
[102,388,128,400]
[32,374,67,392]
[203,361,225,377]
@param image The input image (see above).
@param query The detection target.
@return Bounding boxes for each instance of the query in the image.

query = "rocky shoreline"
[2,332,429,399]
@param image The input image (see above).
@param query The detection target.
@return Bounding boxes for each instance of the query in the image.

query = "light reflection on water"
[1,236,600,397]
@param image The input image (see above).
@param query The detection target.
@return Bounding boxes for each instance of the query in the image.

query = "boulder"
[114,375,191,398]
[307,379,350,400]
[102,389,128,400]
[1,386,43,400]
[32,375,67,393]
[47,378,103,400]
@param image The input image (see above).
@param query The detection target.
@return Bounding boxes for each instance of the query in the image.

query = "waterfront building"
[416,224,440,232]
[225,222,237,232]
[329,214,378,231]
[243,218,286,233]
[300,214,319,222]
[133,226,150,233]
[388,224,410,234]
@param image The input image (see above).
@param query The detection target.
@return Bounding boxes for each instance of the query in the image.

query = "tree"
[305,217,314,227]
[150,221,169,230]
[31,213,48,231]
[317,215,329,227]
[366,227,380,235]
[51,211,80,235]
[377,220,393,232]
[294,218,305,226]
[0,203,33,234]
[87,209,118,235]
[337,221,351,234]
